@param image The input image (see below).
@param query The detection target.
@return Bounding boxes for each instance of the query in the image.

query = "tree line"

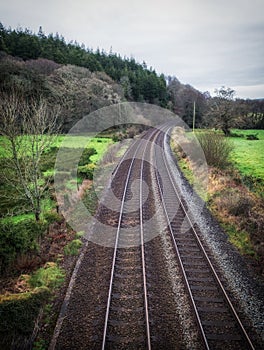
[0,22,263,132]
[0,23,167,106]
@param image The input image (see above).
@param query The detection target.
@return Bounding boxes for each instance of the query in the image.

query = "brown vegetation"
[171,130,264,277]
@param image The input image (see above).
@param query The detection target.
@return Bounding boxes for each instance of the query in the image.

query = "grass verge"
[171,128,263,272]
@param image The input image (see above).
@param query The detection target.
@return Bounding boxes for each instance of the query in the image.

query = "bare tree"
[207,86,237,136]
[0,92,61,220]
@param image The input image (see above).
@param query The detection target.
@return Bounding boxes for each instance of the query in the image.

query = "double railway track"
[51,124,257,349]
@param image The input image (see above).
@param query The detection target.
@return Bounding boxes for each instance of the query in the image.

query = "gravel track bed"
[51,128,192,349]
[50,126,263,349]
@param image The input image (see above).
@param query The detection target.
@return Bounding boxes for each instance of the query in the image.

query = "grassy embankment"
[0,135,113,349]
[172,129,264,268]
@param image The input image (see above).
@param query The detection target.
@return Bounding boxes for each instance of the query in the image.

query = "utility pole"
[192,101,196,132]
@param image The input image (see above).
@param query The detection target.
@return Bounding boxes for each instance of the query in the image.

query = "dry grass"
[207,168,264,270]
[171,128,264,275]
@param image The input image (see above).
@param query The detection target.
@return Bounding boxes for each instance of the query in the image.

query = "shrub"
[196,132,234,168]
[228,196,254,217]
[78,147,97,166]
[82,186,98,216]
[0,219,47,273]
[78,163,96,180]
[55,147,96,171]
[42,210,61,225]
[75,231,85,239]
[216,189,254,217]
[230,131,244,138]
[246,133,259,140]
[99,143,120,165]
[40,146,59,172]
[29,262,65,290]
[64,239,83,256]
[0,287,50,349]
[112,132,125,142]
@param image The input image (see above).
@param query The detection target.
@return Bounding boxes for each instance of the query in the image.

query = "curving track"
[51,124,257,350]
[101,129,156,349]
[153,126,255,350]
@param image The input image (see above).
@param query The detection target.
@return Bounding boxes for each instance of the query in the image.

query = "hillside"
[0,53,123,131]
[1,22,263,131]
[0,22,168,107]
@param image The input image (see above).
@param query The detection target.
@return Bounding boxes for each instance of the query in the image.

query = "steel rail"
[101,127,158,349]
[153,126,209,349]
[111,128,151,179]
[154,125,255,350]
[139,132,153,350]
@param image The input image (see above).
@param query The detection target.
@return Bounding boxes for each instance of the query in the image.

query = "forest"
[1,22,263,131]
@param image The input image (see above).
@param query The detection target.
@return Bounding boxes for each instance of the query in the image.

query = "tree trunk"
[222,127,230,136]
[35,210,40,221]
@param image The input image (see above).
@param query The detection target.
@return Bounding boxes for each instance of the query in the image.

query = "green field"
[55,135,113,163]
[0,135,113,163]
[0,135,113,221]
[230,129,264,179]
[190,129,264,181]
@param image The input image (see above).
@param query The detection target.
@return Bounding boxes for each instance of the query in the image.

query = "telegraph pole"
[192,101,196,132]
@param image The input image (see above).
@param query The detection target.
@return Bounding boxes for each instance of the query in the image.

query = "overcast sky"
[1,0,264,99]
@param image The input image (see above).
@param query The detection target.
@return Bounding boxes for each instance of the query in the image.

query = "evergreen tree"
[0,23,168,107]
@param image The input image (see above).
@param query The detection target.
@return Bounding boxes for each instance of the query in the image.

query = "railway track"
[153,126,255,350]
[51,123,258,349]
[101,127,160,349]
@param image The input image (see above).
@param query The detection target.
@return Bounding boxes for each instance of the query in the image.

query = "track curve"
[50,123,258,350]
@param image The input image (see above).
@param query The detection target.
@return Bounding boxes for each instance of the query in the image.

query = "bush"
[228,196,254,217]
[0,287,50,349]
[64,239,83,256]
[42,210,61,225]
[55,147,96,171]
[78,147,97,166]
[230,131,244,138]
[75,231,85,239]
[112,132,125,142]
[246,133,259,140]
[78,163,96,180]
[196,132,233,168]
[0,219,47,273]
[29,262,65,290]
[216,189,254,217]
[40,146,59,172]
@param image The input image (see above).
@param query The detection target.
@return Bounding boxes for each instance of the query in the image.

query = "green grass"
[54,136,113,163]
[172,128,262,261]
[192,129,264,178]
[0,135,113,162]
[0,213,35,224]
[0,135,113,220]
[230,129,264,179]
[222,223,257,258]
